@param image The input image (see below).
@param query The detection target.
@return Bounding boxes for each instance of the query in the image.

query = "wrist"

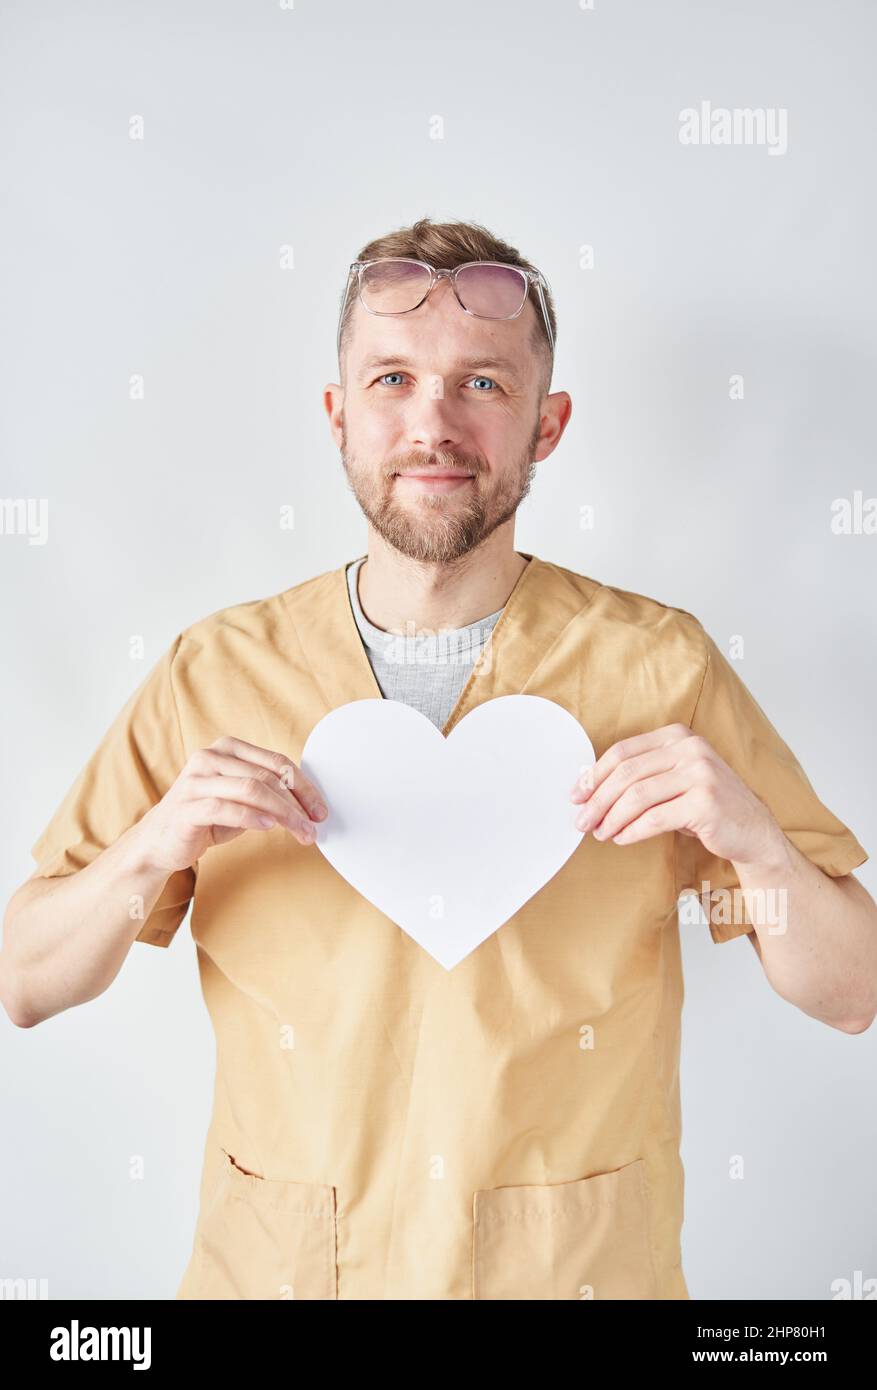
[733,815,795,876]
[116,818,174,884]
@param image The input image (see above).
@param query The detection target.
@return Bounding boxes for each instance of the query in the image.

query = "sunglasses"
[336,257,555,364]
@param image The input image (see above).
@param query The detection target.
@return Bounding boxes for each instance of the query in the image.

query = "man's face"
[327,278,559,565]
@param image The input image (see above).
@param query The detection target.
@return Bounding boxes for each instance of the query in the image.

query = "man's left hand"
[570,723,786,867]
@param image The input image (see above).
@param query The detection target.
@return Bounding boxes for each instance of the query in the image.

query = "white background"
[1,0,874,1299]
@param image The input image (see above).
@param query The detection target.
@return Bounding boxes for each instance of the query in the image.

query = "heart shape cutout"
[300,695,595,969]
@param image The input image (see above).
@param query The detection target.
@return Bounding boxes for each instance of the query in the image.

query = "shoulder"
[171,565,344,667]
[538,556,710,664]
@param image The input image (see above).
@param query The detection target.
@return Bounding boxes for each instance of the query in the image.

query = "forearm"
[733,831,877,1030]
[0,823,172,1027]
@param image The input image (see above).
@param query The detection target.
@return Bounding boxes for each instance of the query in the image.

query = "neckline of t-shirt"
[346,555,505,650]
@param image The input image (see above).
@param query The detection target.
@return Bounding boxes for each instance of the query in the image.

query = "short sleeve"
[29,635,196,948]
[675,629,869,944]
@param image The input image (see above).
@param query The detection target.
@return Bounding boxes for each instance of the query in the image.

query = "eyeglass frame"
[336,256,555,367]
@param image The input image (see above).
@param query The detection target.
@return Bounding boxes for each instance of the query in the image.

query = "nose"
[405,379,466,455]
[411,414,466,453]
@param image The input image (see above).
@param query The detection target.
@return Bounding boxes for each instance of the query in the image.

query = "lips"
[393,471,476,496]
[395,471,475,480]
[394,472,476,494]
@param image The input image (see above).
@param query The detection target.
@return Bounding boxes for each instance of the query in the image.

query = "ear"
[324,382,344,447]
[533,390,573,463]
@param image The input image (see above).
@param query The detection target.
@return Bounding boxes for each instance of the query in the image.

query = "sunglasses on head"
[336,257,555,364]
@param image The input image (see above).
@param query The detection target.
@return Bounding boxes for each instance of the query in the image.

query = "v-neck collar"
[282,552,600,739]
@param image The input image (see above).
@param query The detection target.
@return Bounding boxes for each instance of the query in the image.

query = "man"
[2,217,875,1301]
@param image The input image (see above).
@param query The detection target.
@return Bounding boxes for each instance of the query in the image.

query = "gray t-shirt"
[345,556,503,731]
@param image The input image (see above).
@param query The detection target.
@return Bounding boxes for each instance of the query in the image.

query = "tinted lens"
[360,260,431,313]
[455,263,528,318]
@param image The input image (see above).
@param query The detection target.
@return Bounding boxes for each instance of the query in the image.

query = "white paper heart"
[300,695,595,970]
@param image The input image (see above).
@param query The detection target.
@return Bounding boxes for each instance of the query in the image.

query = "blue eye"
[374,372,499,391]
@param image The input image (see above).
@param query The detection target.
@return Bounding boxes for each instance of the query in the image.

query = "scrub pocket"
[472,1157,657,1300]
[190,1145,337,1300]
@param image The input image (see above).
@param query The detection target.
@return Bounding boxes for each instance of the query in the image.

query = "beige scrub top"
[29,554,868,1300]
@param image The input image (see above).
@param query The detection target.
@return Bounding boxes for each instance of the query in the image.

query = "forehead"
[355,350,524,383]
[346,286,539,384]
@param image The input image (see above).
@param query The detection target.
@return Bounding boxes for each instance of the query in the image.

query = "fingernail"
[312,803,328,820]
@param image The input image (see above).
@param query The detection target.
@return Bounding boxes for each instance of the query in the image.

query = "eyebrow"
[356,354,522,383]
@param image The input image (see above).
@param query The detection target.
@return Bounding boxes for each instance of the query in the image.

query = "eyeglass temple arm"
[532,275,555,357]
[336,268,356,365]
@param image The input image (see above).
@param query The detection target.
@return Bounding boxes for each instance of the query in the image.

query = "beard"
[339,415,541,565]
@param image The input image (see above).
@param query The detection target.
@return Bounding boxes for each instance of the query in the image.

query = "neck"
[356,524,530,633]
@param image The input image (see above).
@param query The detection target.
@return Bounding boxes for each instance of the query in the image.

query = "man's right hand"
[134,735,329,875]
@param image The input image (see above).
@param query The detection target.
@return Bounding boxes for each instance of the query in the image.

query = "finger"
[185,798,312,841]
[573,745,681,825]
[577,769,689,840]
[183,775,320,844]
[274,760,329,824]
[605,788,698,846]
[188,749,324,823]
[569,762,595,803]
[570,724,691,802]
[205,737,329,820]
